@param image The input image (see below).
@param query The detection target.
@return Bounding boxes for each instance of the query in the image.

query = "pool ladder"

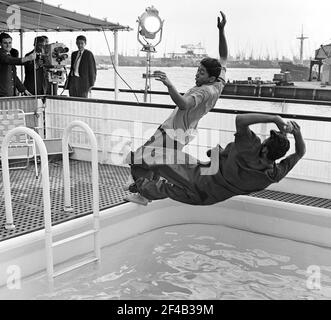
[1,121,101,282]
[50,121,101,280]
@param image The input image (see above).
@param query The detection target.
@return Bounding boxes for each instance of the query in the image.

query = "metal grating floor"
[0,160,330,242]
[250,189,331,209]
[0,160,131,242]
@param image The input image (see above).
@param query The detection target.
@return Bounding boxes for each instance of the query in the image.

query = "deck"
[0,160,131,242]
[1,159,331,243]
[0,94,331,245]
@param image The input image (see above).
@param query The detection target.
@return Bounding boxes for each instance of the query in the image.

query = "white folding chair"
[0,109,38,178]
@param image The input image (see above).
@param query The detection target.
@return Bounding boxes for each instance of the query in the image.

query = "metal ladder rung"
[53,257,98,278]
[52,230,96,248]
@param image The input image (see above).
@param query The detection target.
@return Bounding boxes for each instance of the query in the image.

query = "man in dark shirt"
[24,36,49,96]
[124,113,306,205]
[0,32,35,97]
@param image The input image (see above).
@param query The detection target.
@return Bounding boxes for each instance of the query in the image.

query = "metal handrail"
[58,121,101,278]
[1,122,101,281]
[62,121,99,218]
[1,93,331,120]
[46,95,331,122]
[1,127,54,279]
[1,127,50,230]
[56,86,331,106]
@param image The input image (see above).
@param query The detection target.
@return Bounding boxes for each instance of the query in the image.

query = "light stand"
[137,6,163,103]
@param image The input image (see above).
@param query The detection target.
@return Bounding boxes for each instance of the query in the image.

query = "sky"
[10,0,331,59]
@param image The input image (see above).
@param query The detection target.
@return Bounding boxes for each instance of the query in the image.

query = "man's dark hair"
[200,57,222,79]
[0,32,12,43]
[10,48,19,58]
[34,36,46,47]
[76,35,87,43]
[264,130,290,161]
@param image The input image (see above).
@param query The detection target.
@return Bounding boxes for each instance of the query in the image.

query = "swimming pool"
[1,223,331,300]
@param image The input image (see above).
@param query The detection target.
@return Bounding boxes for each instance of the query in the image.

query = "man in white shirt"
[124,11,228,205]
[67,35,97,98]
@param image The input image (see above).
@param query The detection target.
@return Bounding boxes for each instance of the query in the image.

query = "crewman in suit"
[67,35,97,98]
[0,32,35,97]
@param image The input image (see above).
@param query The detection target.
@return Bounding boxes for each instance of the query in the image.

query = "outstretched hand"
[274,115,288,133]
[154,70,172,88]
[288,121,301,136]
[217,11,226,30]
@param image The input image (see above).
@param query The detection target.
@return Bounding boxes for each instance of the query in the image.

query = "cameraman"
[24,36,50,96]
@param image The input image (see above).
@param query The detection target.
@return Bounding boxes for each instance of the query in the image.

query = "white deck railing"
[45,98,331,186]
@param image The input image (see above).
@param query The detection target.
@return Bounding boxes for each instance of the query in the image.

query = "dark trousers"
[130,127,182,182]
[69,76,89,98]
[131,161,203,205]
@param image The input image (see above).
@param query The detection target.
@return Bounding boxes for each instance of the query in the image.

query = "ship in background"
[160,43,208,67]
[114,44,282,68]
[226,55,280,69]
[278,60,312,81]
[278,29,316,81]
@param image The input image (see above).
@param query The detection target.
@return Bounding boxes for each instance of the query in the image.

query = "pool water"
[1,224,331,300]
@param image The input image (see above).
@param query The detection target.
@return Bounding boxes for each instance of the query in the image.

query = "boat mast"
[297,26,308,65]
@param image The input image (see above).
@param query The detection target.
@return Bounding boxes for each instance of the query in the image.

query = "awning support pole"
[113,30,119,100]
[20,30,24,80]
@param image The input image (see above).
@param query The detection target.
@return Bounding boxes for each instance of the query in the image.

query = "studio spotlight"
[137,6,164,102]
[138,6,163,40]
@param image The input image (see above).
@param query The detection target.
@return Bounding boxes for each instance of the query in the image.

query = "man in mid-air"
[124,11,228,203]
[125,113,306,206]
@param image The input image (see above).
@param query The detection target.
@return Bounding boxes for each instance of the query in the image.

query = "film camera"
[41,42,69,83]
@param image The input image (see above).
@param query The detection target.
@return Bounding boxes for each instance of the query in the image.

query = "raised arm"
[0,51,36,65]
[154,70,195,110]
[236,113,288,134]
[218,11,228,64]
[267,121,305,181]
[289,121,306,158]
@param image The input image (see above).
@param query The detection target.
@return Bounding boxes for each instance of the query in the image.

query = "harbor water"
[90,67,331,116]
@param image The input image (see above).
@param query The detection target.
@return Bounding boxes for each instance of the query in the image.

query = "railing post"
[62,121,100,260]
[1,127,54,281]
[113,30,119,101]
[62,128,72,212]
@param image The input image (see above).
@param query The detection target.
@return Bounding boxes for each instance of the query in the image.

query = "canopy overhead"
[0,0,132,32]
